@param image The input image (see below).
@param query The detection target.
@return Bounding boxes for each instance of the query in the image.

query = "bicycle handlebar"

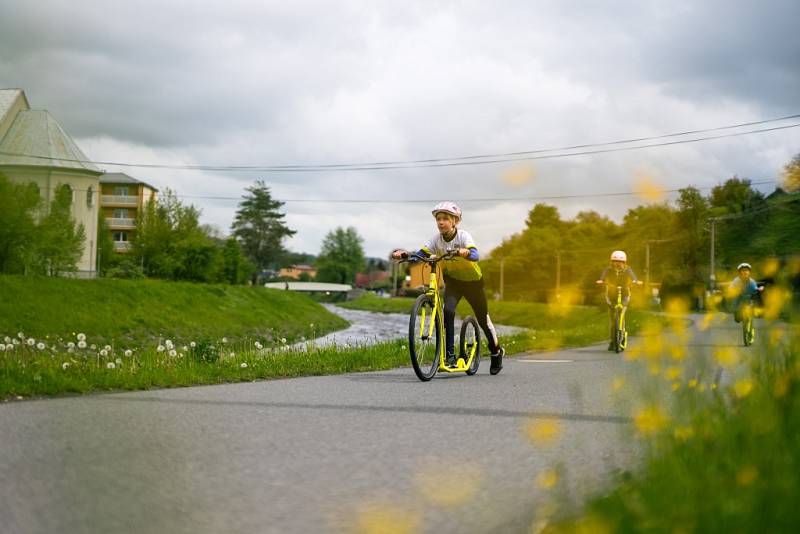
[395,250,460,264]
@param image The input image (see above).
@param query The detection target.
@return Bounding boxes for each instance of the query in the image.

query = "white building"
[0,89,102,277]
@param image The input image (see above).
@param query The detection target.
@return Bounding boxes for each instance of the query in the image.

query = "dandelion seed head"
[106,362,116,369]
[190,341,196,348]
[17,332,24,339]
[124,350,132,357]
[26,338,35,346]
[100,349,108,357]
[240,362,248,368]
[115,358,122,365]
[62,362,69,370]
[6,344,14,351]
[77,341,87,349]
[77,333,86,341]
[157,345,165,352]
[90,344,97,350]
[222,337,228,344]
[168,349,177,357]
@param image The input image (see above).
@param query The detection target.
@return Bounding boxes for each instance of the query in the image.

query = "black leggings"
[443,276,500,356]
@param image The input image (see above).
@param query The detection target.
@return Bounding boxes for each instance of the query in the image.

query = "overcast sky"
[1,0,799,258]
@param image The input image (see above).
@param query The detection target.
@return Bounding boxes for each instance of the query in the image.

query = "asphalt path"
[0,313,772,533]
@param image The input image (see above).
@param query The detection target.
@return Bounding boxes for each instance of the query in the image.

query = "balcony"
[113,242,132,252]
[101,195,138,207]
[106,217,136,229]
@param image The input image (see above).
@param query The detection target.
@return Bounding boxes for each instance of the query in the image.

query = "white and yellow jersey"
[420,229,482,282]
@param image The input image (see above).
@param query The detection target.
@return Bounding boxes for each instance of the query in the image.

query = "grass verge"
[0,275,348,346]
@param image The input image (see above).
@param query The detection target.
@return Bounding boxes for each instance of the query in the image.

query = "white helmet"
[610,250,627,262]
[737,262,752,271]
[432,201,462,222]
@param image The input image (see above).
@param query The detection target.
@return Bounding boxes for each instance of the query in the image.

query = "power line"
[1,116,798,172]
[61,180,778,204]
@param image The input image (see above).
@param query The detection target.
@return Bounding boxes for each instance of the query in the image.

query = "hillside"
[0,276,348,347]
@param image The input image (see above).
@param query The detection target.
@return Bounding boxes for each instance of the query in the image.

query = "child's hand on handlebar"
[392,249,407,260]
[458,248,470,258]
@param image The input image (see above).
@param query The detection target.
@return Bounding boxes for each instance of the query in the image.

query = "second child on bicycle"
[596,250,640,351]
[729,262,763,323]
[392,201,505,375]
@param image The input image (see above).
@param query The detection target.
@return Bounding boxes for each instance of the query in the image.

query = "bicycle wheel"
[614,309,624,353]
[743,316,754,346]
[409,294,441,381]
[460,316,481,375]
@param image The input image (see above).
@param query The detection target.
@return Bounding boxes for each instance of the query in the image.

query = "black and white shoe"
[490,347,504,375]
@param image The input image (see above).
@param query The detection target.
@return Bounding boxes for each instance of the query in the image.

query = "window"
[112,232,129,242]
[86,186,94,207]
[114,186,130,196]
[113,208,129,219]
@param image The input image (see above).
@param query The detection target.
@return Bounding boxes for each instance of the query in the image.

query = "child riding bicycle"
[392,201,505,375]
[596,250,641,351]
[729,262,764,323]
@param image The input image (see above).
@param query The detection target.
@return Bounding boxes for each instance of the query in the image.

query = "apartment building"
[99,173,158,253]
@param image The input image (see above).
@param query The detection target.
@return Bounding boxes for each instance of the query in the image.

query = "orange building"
[279,264,317,279]
[99,173,158,253]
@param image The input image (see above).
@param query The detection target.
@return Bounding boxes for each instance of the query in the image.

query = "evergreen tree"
[231,180,296,283]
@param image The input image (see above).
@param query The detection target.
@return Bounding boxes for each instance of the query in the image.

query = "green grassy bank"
[0,275,348,346]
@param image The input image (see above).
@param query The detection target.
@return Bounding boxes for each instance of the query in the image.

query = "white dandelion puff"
[100,349,108,357]
[62,362,70,370]
[77,333,86,341]
[240,362,248,369]
[37,342,45,350]
[26,338,35,346]
[157,345,165,352]
[168,349,177,357]
[106,362,116,369]
[104,345,112,352]
[124,350,132,357]
[115,358,122,365]
[77,341,87,349]
[190,341,196,348]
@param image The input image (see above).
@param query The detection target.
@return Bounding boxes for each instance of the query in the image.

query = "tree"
[0,172,40,274]
[132,188,220,281]
[710,176,765,214]
[33,184,86,276]
[220,237,253,284]
[231,181,296,283]
[315,227,365,284]
[675,187,709,282]
[781,153,800,193]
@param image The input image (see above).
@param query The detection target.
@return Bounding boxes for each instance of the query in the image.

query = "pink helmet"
[610,250,627,262]
[432,201,462,221]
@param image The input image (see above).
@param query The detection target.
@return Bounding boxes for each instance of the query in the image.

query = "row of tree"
[481,168,800,302]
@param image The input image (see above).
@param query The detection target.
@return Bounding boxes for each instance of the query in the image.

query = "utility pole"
[555,250,561,302]
[709,218,716,291]
[644,241,651,291]
[499,257,505,301]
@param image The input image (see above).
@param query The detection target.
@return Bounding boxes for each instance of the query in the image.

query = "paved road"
[0,314,771,533]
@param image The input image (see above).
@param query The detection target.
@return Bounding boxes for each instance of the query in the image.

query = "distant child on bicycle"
[392,201,505,375]
[729,262,763,323]
[596,250,640,351]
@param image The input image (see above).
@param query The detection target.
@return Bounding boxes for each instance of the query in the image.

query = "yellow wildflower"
[737,465,758,486]
[733,379,754,398]
[537,468,559,489]
[634,405,669,436]
[674,426,694,441]
[525,418,562,447]
[714,347,739,368]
